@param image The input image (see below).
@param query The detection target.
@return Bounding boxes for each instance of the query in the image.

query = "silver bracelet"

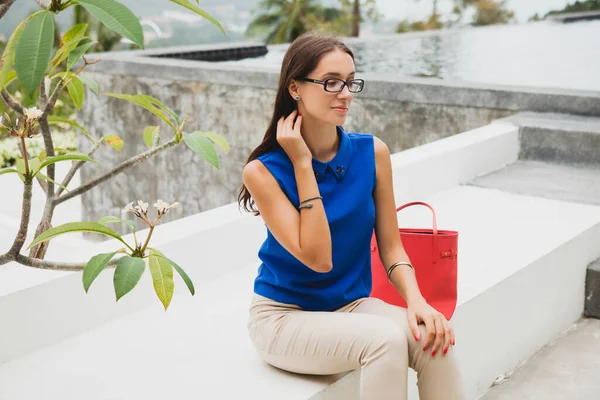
[300,195,322,204]
[299,203,314,210]
[387,261,414,283]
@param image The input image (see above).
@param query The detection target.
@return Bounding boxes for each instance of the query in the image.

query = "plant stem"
[140,225,154,255]
[15,253,118,271]
[55,138,103,197]
[54,138,179,205]
[0,179,33,264]
[20,137,30,176]
[1,88,24,115]
[132,230,139,249]
[41,79,66,118]
[28,80,60,259]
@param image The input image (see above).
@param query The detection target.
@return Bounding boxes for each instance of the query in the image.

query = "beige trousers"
[247,294,466,400]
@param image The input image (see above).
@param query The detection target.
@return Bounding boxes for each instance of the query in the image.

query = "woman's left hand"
[407,299,455,357]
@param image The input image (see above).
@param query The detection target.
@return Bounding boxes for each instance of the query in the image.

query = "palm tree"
[246,0,341,44]
[345,0,380,38]
[351,0,360,37]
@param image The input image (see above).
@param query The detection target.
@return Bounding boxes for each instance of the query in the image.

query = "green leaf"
[113,255,146,301]
[47,115,95,143]
[2,70,17,87]
[67,75,85,110]
[102,93,174,130]
[61,23,88,46]
[135,95,180,125]
[142,126,159,147]
[37,172,70,192]
[0,11,44,92]
[50,35,90,71]
[0,168,21,177]
[191,131,229,154]
[27,221,131,250]
[15,11,55,94]
[36,152,96,175]
[82,251,117,292]
[67,42,94,71]
[29,158,41,174]
[77,74,99,94]
[103,134,124,151]
[15,158,26,175]
[154,252,195,296]
[77,0,145,49]
[169,0,225,36]
[148,248,174,310]
[13,160,26,182]
[98,216,136,233]
[183,131,219,168]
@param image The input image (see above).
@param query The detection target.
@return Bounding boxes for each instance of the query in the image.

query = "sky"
[375,0,572,22]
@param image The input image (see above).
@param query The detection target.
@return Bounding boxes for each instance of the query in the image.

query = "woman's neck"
[300,117,340,163]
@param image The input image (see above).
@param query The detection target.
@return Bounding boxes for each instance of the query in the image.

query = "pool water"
[222,20,600,92]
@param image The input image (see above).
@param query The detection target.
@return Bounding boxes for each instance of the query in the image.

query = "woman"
[238,33,466,400]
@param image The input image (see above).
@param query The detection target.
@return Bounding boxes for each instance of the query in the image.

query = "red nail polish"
[444,348,448,355]
[298,113,302,117]
[431,351,436,357]
[414,335,419,341]
[423,346,428,351]
[453,340,456,346]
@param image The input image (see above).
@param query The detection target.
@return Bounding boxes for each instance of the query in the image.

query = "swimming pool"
[222,20,600,92]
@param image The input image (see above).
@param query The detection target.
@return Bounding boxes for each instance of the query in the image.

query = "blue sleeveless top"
[254,126,376,311]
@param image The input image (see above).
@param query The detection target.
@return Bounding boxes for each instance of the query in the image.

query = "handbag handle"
[396,202,438,235]
[396,201,439,264]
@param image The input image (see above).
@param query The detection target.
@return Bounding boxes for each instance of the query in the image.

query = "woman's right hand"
[277,110,312,167]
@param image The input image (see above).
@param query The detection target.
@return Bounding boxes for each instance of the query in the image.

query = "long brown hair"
[237,33,355,215]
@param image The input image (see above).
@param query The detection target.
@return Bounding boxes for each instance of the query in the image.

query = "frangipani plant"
[0,0,229,309]
[28,198,191,310]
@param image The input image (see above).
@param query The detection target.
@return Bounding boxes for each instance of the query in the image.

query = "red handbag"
[370,202,458,320]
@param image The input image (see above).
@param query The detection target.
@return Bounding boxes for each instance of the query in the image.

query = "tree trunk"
[351,0,360,37]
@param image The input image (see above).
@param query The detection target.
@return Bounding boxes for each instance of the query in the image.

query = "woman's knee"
[363,318,409,365]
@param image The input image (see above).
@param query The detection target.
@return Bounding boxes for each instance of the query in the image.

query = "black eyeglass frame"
[298,77,365,93]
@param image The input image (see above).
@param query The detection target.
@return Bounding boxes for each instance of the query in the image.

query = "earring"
[295,96,300,100]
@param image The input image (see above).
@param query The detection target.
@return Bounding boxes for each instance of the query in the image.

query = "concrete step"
[585,259,600,318]
[479,317,600,400]
[471,159,600,321]
[468,160,600,206]
[497,112,600,167]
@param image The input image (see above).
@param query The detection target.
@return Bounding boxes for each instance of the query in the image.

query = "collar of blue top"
[311,126,353,182]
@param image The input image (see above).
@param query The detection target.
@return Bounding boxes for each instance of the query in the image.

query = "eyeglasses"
[299,77,365,93]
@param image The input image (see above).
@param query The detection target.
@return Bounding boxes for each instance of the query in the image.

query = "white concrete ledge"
[2,121,599,400]
[2,185,600,400]
[0,201,266,364]
[0,121,520,363]
[390,121,519,204]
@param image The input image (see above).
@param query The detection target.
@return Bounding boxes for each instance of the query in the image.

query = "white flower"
[124,202,137,214]
[24,107,43,121]
[135,200,149,214]
[153,199,179,215]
